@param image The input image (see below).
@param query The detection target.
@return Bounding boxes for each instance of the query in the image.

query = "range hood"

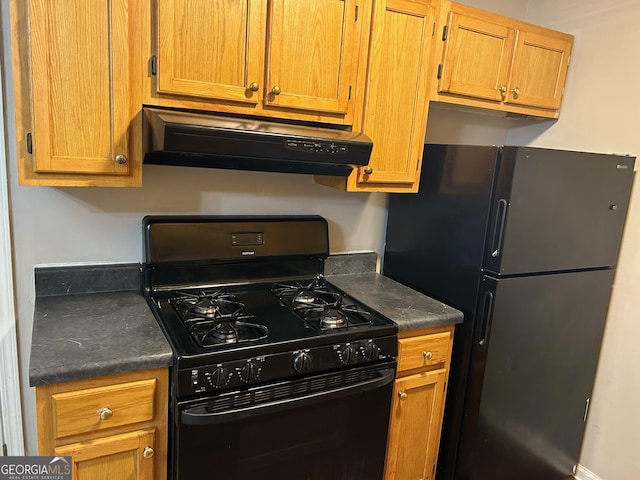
[143,108,373,176]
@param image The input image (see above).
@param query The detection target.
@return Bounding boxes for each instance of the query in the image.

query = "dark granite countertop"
[29,265,172,387]
[328,272,463,332]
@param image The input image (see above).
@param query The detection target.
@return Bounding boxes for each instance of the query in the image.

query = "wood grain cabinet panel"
[385,369,446,480]
[506,29,572,110]
[152,0,366,122]
[265,0,357,115]
[316,0,437,192]
[36,368,168,480]
[397,330,452,372]
[55,429,156,480]
[52,378,156,439]
[438,12,516,102]
[10,0,142,186]
[156,0,265,104]
[384,325,454,480]
[433,2,573,118]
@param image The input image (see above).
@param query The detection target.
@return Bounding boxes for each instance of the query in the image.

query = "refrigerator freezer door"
[458,269,614,480]
[485,147,634,275]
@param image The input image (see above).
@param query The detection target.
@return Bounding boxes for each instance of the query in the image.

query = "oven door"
[174,362,396,480]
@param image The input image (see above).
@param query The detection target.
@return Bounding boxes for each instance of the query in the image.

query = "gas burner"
[319,309,347,329]
[293,290,318,305]
[172,290,245,320]
[272,280,341,309]
[170,290,269,348]
[272,281,374,331]
[197,320,269,347]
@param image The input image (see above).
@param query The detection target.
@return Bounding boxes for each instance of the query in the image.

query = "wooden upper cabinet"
[10,0,141,186]
[434,2,573,118]
[506,29,572,110]
[264,0,357,115]
[315,0,435,192]
[156,0,266,104]
[153,0,364,121]
[438,12,516,102]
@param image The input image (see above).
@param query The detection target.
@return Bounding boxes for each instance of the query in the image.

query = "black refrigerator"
[383,145,635,480]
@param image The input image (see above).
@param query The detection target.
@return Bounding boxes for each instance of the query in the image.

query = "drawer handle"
[143,446,155,459]
[423,351,433,360]
[98,407,113,421]
[398,391,408,400]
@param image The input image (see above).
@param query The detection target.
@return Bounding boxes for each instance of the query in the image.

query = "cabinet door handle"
[498,85,507,94]
[248,82,259,92]
[423,351,433,360]
[363,166,373,175]
[511,87,520,97]
[98,407,113,420]
[398,391,408,400]
[114,154,127,165]
[271,86,281,95]
[143,446,154,459]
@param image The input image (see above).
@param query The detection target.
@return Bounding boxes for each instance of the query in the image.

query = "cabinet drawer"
[397,331,452,373]
[52,378,156,439]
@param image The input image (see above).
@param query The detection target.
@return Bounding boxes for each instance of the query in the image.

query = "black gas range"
[142,216,397,480]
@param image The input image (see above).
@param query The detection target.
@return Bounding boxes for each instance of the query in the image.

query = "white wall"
[508,1,640,479]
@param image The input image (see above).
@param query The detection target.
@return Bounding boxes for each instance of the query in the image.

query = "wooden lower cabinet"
[36,368,168,480]
[55,429,156,480]
[385,325,454,480]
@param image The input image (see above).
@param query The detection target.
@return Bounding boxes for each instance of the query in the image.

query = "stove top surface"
[147,278,396,367]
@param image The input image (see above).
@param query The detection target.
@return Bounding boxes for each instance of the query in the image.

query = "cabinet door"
[357,0,433,188]
[156,0,266,104]
[439,11,516,102]
[28,0,130,175]
[55,429,155,480]
[385,369,446,480]
[264,0,358,114]
[505,29,572,110]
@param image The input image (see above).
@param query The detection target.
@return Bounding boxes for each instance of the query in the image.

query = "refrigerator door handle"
[490,199,508,258]
[479,291,494,346]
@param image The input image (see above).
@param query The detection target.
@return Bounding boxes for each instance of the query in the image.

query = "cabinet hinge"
[26,132,33,154]
[432,22,436,37]
[348,85,352,100]
[442,25,448,41]
[437,64,443,80]
[432,463,436,476]
[150,55,157,76]
[2,443,7,456]
[355,5,359,21]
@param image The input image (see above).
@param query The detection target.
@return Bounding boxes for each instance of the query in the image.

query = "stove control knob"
[240,361,260,383]
[363,342,380,361]
[339,345,356,365]
[209,366,230,388]
[293,352,312,373]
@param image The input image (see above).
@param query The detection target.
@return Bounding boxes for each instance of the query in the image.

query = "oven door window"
[175,364,395,480]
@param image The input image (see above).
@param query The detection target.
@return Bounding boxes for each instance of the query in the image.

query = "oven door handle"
[181,367,396,426]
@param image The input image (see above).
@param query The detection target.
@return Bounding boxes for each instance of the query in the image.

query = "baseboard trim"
[575,465,603,480]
